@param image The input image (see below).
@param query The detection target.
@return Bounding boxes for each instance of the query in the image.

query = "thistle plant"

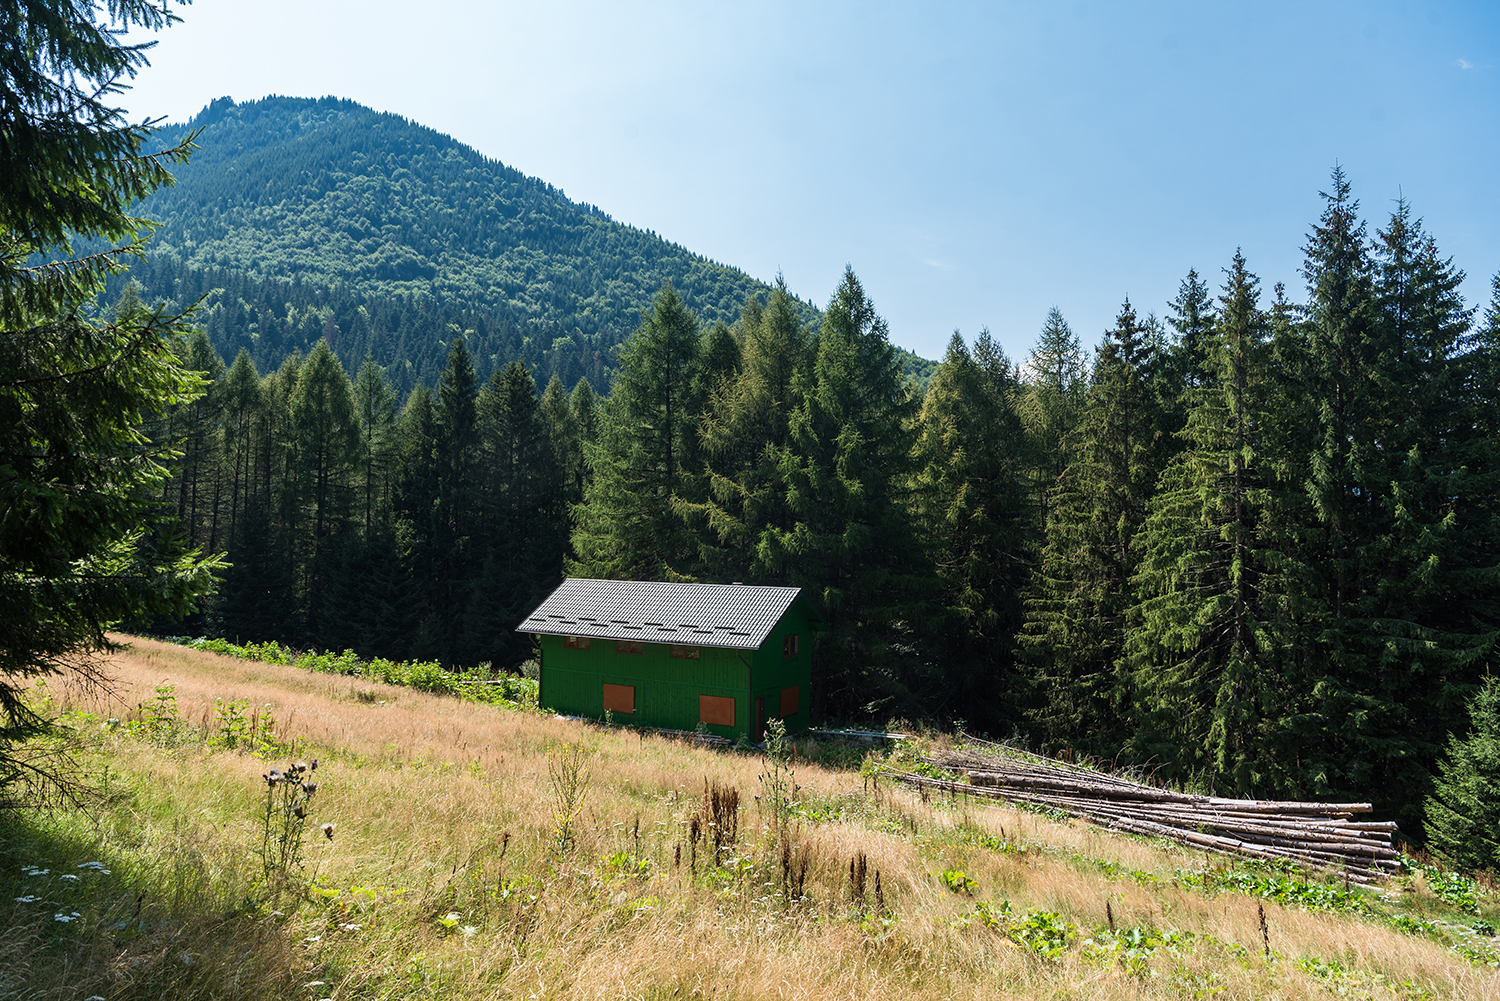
[259,759,326,889]
[546,743,590,854]
[758,718,794,836]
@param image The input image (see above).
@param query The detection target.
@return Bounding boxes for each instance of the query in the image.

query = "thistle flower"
[310,759,318,771]
[293,804,306,819]
[264,770,283,785]
[302,781,318,794]
[321,823,336,840]
[294,761,310,774]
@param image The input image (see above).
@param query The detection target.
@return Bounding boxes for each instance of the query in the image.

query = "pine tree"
[1127,252,1300,792]
[1020,306,1087,520]
[569,283,702,580]
[1022,300,1161,755]
[774,267,934,718]
[912,328,1032,721]
[465,361,565,666]
[1424,679,1500,872]
[689,279,811,583]
[0,0,220,795]
[352,356,396,533]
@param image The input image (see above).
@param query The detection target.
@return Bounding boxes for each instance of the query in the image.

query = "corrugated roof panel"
[515,578,809,650]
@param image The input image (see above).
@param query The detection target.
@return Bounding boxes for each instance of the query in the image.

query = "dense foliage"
[148,169,1500,859]
[94,95,835,398]
[0,0,222,800]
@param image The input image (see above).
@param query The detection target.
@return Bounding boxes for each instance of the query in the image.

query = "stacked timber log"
[892,739,1399,882]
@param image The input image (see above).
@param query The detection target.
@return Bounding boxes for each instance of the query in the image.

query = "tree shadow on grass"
[0,810,310,1000]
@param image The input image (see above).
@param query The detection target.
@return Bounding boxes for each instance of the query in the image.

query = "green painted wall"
[536,605,818,739]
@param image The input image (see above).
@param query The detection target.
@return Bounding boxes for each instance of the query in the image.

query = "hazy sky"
[123,1,1500,362]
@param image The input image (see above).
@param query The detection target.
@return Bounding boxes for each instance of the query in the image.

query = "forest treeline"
[102,253,938,404]
[149,170,1499,835]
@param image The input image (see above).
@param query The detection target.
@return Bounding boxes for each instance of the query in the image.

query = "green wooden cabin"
[517,579,824,740]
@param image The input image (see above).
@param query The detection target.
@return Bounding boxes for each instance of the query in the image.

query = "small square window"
[615,640,644,655]
[564,636,591,650]
[669,644,700,659]
[782,634,799,658]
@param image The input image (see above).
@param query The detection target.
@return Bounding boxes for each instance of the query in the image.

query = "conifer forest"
[139,150,1500,841]
[5,46,1497,859]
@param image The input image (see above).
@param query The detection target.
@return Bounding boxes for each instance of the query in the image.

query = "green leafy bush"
[168,636,537,709]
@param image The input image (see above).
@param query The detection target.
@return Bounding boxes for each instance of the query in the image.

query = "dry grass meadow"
[1,634,1496,1000]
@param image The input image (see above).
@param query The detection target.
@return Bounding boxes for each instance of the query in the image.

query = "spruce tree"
[1164,268,1216,391]
[1022,300,1161,755]
[1,3,224,789]
[352,356,396,534]
[540,373,585,506]
[391,386,442,659]
[1286,175,1476,819]
[774,267,934,718]
[165,328,226,549]
[689,279,811,583]
[219,349,263,552]
[290,339,359,638]
[1127,253,1293,792]
[1020,306,1087,521]
[569,283,702,580]
[912,328,1031,721]
[466,361,565,666]
[291,340,359,547]
[1424,679,1500,872]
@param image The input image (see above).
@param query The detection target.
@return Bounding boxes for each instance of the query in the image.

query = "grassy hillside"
[4,637,1496,999]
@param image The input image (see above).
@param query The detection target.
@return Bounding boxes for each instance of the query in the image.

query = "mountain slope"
[116,95,839,391]
[144,95,803,332]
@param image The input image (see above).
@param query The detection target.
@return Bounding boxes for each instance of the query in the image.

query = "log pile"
[892,739,1399,882]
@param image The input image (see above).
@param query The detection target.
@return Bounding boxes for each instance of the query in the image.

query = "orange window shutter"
[779,685,799,717]
[699,695,735,727]
[602,683,635,714]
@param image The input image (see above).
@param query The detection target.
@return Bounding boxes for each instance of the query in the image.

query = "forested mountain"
[108,95,831,396]
[142,145,1500,849]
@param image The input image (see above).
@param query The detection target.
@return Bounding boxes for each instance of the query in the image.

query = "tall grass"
[1,634,1495,1000]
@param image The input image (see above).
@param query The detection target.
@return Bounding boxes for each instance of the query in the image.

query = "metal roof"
[516,578,818,650]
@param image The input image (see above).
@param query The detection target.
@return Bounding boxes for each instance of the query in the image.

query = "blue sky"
[123,1,1499,362]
